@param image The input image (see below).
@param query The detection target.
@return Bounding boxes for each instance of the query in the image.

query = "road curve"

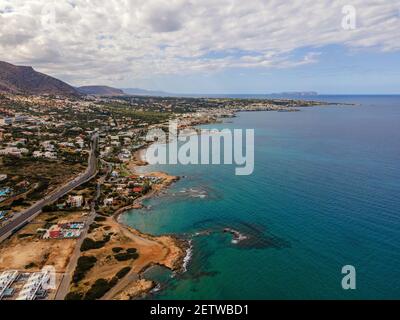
[0,134,99,242]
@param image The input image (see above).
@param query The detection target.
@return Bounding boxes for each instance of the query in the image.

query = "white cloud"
[0,0,398,85]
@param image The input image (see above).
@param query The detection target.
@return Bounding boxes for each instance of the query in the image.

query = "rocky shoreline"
[107,147,189,300]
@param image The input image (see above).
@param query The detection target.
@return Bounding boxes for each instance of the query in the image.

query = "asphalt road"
[0,134,99,242]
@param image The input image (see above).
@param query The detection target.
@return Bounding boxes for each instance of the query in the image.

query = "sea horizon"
[152,93,400,99]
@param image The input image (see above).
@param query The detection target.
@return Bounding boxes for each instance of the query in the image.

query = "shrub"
[112,247,123,253]
[80,234,111,252]
[18,234,33,239]
[114,251,139,262]
[11,198,25,207]
[116,267,131,279]
[25,262,37,269]
[109,277,119,287]
[73,256,97,283]
[65,291,84,300]
[45,216,58,222]
[88,222,102,233]
[94,216,107,222]
[42,204,58,213]
[80,238,97,251]
[84,279,112,300]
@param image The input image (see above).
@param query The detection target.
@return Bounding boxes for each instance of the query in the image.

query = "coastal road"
[0,134,99,243]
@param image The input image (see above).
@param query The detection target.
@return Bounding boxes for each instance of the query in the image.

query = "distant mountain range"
[0,61,174,97]
[77,87,174,97]
[0,60,319,99]
[121,88,173,97]
[0,61,79,96]
[76,86,125,96]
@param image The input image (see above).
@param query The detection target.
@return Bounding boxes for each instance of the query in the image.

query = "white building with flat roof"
[68,195,84,208]
[0,270,19,300]
[16,271,51,300]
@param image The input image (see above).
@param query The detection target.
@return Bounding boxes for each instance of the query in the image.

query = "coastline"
[99,102,349,300]
[113,112,247,298]
[107,146,189,300]
[111,114,231,298]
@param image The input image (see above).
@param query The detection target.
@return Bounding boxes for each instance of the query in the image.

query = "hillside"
[121,88,172,97]
[77,86,125,96]
[0,61,79,96]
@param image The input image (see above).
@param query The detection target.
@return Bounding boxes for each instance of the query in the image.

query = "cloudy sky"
[0,0,399,94]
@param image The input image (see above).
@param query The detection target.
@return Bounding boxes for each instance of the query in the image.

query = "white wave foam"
[182,240,193,273]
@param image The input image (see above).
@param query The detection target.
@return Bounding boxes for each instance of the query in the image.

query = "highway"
[0,134,99,242]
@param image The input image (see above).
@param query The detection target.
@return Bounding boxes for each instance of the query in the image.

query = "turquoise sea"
[121,95,400,299]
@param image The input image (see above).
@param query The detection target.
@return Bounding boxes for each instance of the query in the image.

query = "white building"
[0,147,23,157]
[103,198,114,206]
[59,142,75,148]
[41,141,55,151]
[68,195,84,208]
[0,117,14,125]
[44,151,57,159]
[16,271,51,300]
[0,270,19,300]
[75,137,85,149]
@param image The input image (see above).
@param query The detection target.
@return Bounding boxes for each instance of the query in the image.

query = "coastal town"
[0,92,329,300]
